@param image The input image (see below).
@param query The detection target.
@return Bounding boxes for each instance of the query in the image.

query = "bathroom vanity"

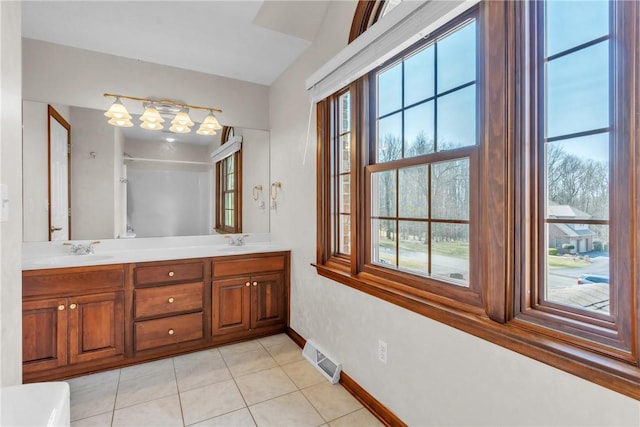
[21,236,290,382]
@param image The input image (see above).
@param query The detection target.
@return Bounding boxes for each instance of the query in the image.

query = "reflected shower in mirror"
[22,102,270,242]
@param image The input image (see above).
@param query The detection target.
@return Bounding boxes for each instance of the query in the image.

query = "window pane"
[399,221,428,274]
[371,170,396,217]
[545,224,609,314]
[339,134,350,173]
[339,214,351,254]
[404,101,434,157]
[431,158,470,220]
[404,45,435,107]
[339,174,351,214]
[339,92,351,133]
[546,133,609,220]
[226,156,234,173]
[378,62,402,117]
[399,165,427,219]
[372,219,396,267]
[431,223,469,286]
[437,20,476,93]
[378,113,402,162]
[225,209,234,227]
[225,192,234,209]
[437,85,476,149]
[546,41,609,138]
[546,0,609,58]
[226,173,234,191]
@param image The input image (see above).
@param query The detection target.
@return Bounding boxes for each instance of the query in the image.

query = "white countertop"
[22,234,289,271]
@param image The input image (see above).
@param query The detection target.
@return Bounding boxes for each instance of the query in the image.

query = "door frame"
[47,105,71,241]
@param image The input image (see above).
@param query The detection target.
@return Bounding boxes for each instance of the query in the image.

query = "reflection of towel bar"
[123,156,212,166]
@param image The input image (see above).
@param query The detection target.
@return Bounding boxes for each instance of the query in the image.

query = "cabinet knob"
[252,281,258,287]
[168,297,175,303]
[69,303,77,310]
[58,304,65,311]
[168,329,175,335]
[245,282,250,287]
[168,271,175,277]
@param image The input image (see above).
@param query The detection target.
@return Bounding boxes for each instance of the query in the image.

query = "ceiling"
[21,1,331,86]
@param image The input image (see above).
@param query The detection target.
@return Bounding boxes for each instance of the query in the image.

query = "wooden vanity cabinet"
[22,251,289,382]
[132,260,207,353]
[22,265,125,380]
[212,254,288,337]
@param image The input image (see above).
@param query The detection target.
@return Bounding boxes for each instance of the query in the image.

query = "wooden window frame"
[316,0,640,400]
[215,127,242,234]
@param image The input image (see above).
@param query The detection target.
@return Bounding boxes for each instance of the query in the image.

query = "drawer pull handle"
[245,282,250,287]
[58,304,65,311]
[168,329,175,335]
[252,281,258,287]
[69,303,77,310]
[168,271,175,277]
[168,297,175,303]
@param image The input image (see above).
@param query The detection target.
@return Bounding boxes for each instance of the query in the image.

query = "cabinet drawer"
[135,282,203,319]
[23,266,124,298]
[134,312,203,351]
[213,255,285,278]
[135,262,204,286]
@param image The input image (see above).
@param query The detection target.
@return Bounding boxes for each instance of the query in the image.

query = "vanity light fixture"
[139,105,165,131]
[104,93,222,135]
[196,111,222,135]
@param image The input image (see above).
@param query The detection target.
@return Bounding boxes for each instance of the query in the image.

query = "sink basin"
[33,254,114,266]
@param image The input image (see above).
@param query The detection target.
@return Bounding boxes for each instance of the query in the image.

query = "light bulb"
[104,98,131,120]
[171,111,194,127]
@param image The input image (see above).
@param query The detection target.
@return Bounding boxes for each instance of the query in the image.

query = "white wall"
[238,128,270,233]
[268,1,640,425]
[22,101,50,241]
[0,1,23,387]
[70,106,117,240]
[22,103,117,241]
[22,39,270,131]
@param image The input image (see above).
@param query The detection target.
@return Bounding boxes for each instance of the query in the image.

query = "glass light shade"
[201,112,222,130]
[104,99,132,120]
[196,126,217,136]
[169,123,191,133]
[171,111,194,127]
[140,120,163,131]
[108,117,134,127]
[140,107,165,124]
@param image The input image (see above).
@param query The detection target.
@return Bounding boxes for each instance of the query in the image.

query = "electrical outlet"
[378,339,387,364]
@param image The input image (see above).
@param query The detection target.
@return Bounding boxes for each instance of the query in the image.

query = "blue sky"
[376,1,610,165]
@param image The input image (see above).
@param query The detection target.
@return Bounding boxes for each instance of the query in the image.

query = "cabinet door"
[212,277,251,335]
[251,273,285,330]
[22,298,68,374]
[68,291,124,364]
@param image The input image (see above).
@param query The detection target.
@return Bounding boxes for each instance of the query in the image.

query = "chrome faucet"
[225,234,249,246]
[64,241,100,255]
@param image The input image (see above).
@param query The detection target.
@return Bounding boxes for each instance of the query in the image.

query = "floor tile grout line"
[110,367,122,427]
[217,343,261,427]
[171,356,188,427]
[71,335,364,426]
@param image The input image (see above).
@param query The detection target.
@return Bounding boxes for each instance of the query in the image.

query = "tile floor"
[67,334,384,427]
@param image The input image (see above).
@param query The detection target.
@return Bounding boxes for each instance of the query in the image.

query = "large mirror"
[22,102,270,241]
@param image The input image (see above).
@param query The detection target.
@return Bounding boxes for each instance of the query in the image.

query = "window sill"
[313,263,640,400]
